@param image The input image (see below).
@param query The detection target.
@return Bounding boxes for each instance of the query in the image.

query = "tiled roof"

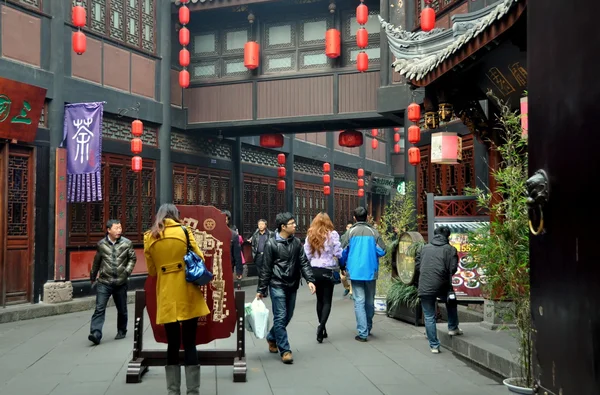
[379,0,521,81]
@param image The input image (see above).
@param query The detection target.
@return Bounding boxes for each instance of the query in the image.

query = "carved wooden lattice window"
[333,187,360,234]
[68,154,156,246]
[414,0,461,29]
[10,0,40,10]
[191,26,250,80]
[294,181,325,238]
[342,8,381,67]
[7,153,31,236]
[172,165,231,211]
[242,175,285,238]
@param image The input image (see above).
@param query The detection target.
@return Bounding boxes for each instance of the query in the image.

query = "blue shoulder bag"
[181,226,213,286]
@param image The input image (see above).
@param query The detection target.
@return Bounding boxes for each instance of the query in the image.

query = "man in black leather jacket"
[248,219,274,274]
[256,212,315,364]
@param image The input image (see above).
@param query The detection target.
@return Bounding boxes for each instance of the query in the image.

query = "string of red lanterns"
[421,0,436,32]
[356,0,369,72]
[72,4,87,55]
[357,168,364,197]
[325,1,340,59]
[393,127,401,153]
[244,12,260,70]
[371,128,378,150]
[323,162,331,195]
[407,102,422,166]
[131,119,144,172]
[178,1,191,88]
[277,153,286,191]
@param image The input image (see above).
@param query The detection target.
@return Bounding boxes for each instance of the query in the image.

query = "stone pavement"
[0,285,508,395]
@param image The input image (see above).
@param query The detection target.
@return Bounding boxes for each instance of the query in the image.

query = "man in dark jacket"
[414,225,462,354]
[222,210,243,280]
[256,212,315,364]
[248,218,274,274]
[89,219,136,345]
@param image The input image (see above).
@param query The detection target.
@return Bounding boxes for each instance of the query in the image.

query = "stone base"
[482,298,514,329]
[43,281,73,304]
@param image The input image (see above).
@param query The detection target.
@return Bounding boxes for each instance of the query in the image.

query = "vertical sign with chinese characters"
[0,77,47,142]
[54,148,67,280]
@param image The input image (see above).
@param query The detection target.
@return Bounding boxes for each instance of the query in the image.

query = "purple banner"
[63,102,103,203]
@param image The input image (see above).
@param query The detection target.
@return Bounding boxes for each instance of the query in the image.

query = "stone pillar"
[158,0,173,205]
[285,137,295,214]
[232,138,243,232]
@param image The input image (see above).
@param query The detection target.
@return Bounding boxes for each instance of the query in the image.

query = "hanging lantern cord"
[117,102,141,118]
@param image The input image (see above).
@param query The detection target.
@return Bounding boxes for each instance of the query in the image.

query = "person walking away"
[249,219,273,275]
[88,219,136,345]
[304,212,342,343]
[414,225,462,354]
[222,210,243,280]
[340,220,354,298]
[339,207,386,342]
[144,203,211,395]
[256,212,316,364]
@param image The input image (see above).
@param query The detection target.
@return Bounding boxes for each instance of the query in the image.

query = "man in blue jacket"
[340,207,386,342]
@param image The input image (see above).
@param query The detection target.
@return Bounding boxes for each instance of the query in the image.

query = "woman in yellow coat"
[144,203,210,395]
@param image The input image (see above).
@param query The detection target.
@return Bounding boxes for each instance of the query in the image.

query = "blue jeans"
[266,286,297,355]
[420,295,459,349]
[90,282,128,339]
[352,280,376,339]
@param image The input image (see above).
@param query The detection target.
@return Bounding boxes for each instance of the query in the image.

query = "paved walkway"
[0,285,508,395]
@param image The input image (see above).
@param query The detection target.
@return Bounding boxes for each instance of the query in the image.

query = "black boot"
[316,326,324,343]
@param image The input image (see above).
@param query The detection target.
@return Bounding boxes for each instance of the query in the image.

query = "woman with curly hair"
[304,212,342,343]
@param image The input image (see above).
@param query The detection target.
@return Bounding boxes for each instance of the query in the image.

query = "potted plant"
[467,95,532,393]
[386,240,424,325]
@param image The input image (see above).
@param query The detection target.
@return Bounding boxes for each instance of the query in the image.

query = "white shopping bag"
[244,302,254,333]
[249,298,270,339]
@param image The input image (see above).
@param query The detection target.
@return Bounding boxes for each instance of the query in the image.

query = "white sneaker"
[431,347,440,354]
[448,328,463,336]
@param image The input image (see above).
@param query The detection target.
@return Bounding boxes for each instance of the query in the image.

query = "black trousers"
[254,253,265,274]
[164,317,199,366]
[90,282,128,338]
[313,268,335,330]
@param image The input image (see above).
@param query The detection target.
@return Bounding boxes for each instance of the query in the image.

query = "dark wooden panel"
[171,69,182,107]
[338,71,380,113]
[103,44,131,92]
[188,83,252,123]
[131,54,156,99]
[1,5,41,67]
[72,37,102,84]
[257,76,333,119]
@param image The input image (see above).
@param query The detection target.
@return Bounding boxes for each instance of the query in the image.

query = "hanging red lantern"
[323,174,331,184]
[421,7,436,32]
[407,102,421,123]
[325,29,341,58]
[393,127,400,132]
[408,125,421,144]
[72,31,86,55]
[394,132,400,143]
[179,48,190,67]
[244,41,260,70]
[371,128,378,137]
[180,0,189,3]
[357,168,364,178]
[277,179,286,191]
[431,132,461,164]
[132,156,143,172]
[394,144,400,154]
[323,162,330,173]
[131,120,143,137]
[179,5,190,25]
[339,130,363,147]
[356,3,369,25]
[358,178,364,187]
[179,27,190,46]
[358,188,365,197]
[356,52,368,72]
[371,139,378,149]
[408,147,421,166]
[356,28,368,48]
[324,185,331,195]
[72,6,86,27]
[131,138,143,155]
[260,133,284,148]
[179,69,190,88]
[278,167,286,178]
[277,153,286,165]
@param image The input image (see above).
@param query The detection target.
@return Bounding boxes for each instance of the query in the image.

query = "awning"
[434,221,488,234]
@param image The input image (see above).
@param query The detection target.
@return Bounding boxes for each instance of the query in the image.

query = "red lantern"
[132,156,143,172]
[357,168,364,178]
[179,27,190,46]
[277,179,286,191]
[72,6,86,28]
[408,147,421,166]
[356,28,368,48]
[278,167,286,178]
[323,174,331,184]
[179,48,190,67]
[260,134,284,148]
[277,153,286,165]
[356,51,369,72]
[179,5,190,25]
[371,128,378,137]
[179,69,190,88]
[393,127,400,132]
[407,102,421,122]
[394,133,400,143]
[72,31,86,55]
[180,0,189,3]
[371,139,378,149]
[323,162,330,173]
[244,41,260,70]
[394,144,400,154]
[408,125,421,144]
[421,7,436,32]
[132,120,143,137]
[431,132,461,164]
[358,188,365,197]
[520,96,528,138]
[339,130,363,147]
[358,178,364,187]
[131,138,142,155]
[356,3,369,25]
[324,186,331,195]
[325,29,341,58]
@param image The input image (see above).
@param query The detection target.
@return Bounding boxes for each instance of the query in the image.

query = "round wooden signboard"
[395,231,425,285]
